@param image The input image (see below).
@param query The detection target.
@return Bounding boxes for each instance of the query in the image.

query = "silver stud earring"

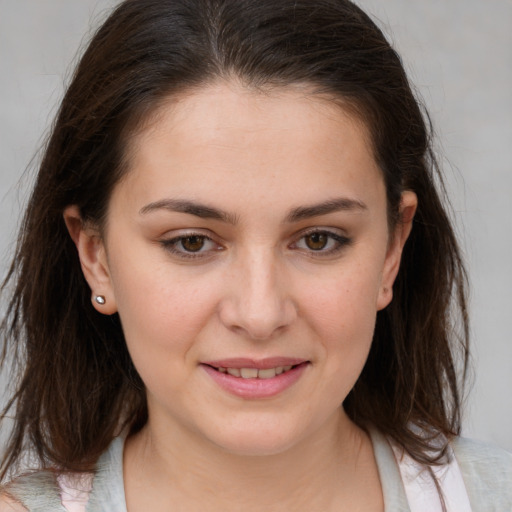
[95,295,106,305]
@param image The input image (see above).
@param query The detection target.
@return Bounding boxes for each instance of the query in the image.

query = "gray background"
[1,1,511,451]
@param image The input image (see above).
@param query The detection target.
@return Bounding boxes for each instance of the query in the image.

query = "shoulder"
[0,470,65,511]
[0,494,28,512]
[0,438,124,511]
[452,436,512,479]
[452,436,512,508]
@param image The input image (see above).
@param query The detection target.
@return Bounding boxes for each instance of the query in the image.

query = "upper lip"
[201,357,308,369]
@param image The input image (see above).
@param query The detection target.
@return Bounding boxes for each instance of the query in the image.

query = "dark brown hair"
[1,0,468,479]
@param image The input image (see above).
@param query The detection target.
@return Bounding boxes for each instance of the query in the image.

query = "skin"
[63,81,417,511]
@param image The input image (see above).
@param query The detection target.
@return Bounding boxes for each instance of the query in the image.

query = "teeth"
[258,368,277,379]
[240,368,258,379]
[219,365,297,379]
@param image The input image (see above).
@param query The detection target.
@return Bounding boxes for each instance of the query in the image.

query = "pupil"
[306,233,328,250]
[182,236,205,252]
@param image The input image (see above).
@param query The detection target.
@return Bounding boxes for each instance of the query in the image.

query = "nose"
[218,248,297,340]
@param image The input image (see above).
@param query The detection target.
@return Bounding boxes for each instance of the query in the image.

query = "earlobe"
[63,206,117,315]
[376,191,418,310]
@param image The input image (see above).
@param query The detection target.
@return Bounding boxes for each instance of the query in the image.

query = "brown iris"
[304,232,328,250]
[181,236,205,252]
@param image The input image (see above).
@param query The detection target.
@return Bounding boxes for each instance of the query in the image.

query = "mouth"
[206,364,302,379]
[200,358,310,399]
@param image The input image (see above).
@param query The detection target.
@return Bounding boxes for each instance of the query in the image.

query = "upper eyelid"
[161,229,219,243]
[292,226,349,240]
[298,226,343,234]
[164,233,219,247]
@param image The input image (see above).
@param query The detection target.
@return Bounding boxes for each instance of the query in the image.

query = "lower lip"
[201,363,308,399]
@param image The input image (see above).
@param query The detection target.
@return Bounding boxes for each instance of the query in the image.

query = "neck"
[124,409,382,512]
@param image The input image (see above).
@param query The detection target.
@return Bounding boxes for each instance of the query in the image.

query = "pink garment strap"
[391,442,472,512]
[57,473,94,512]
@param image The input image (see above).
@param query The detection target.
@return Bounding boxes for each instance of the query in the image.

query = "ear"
[376,191,417,310]
[63,206,118,315]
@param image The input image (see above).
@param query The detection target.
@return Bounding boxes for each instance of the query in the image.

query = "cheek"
[108,247,221,367]
[304,263,382,337]
[300,265,382,388]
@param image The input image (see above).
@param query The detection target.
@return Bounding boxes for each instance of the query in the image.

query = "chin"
[205,416,311,457]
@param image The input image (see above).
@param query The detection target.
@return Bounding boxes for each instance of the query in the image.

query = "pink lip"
[201,360,309,399]
[202,357,307,369]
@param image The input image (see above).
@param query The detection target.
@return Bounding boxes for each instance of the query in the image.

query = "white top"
[5,430,512,511]
[390,437,472,511]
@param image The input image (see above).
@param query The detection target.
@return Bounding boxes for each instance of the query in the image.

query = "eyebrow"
[286,197,367,222]
[139,199,239,224]
[139,197,367,224]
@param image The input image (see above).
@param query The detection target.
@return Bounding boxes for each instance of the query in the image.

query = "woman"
[1,0,510,510]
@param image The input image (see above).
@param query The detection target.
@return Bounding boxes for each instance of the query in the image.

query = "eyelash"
[160,229,352,260]
[290,229,352,257]
[160,233,222,260]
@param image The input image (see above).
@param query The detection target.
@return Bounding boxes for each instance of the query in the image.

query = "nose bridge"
[246,247,280,310]
[221,244,295,339]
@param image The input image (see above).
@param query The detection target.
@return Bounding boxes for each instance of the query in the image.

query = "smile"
[215,365,295,379]
[201,359,309,399]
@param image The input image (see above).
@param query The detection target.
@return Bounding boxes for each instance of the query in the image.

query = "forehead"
[132,81,374,158]
[114,81,384,217]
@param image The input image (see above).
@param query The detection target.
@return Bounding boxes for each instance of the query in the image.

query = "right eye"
[178,235,209,252]
[160,233,223,259]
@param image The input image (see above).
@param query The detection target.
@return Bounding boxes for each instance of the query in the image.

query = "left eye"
[293,230,350,254]
[302,232,330,250]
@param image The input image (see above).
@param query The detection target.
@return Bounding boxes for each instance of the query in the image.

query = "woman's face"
[72,82,415,455]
